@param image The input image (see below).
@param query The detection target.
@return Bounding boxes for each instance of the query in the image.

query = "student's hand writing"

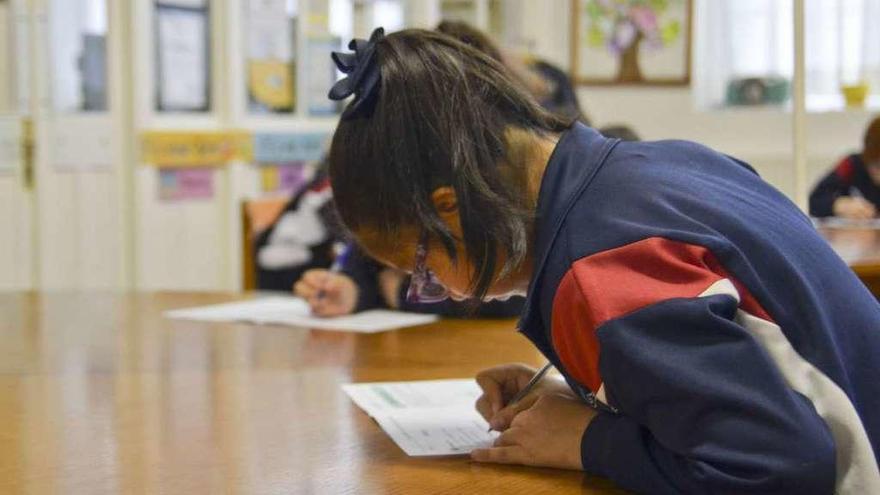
[293,269,358,317]
[471,394,596,470]
[833,196,877,219]
[475,363,574,432]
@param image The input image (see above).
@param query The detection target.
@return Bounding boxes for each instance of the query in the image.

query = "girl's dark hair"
[435,20,504,63]
[863,115,880,163]
[329,29,570,300]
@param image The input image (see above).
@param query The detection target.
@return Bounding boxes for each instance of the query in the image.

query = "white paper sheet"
[816,217,880,229]
[343,379,499,456]
[164,296,438,333]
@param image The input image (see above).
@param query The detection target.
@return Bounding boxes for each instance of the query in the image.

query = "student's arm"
[479,238,840,493]
[568,240,836,494]
[810,158,854,217]
[339,247,385,312]
[579,295,836,494]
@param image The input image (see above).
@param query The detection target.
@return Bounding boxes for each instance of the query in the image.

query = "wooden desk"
[0,292,625,494]
[817,226,880,296]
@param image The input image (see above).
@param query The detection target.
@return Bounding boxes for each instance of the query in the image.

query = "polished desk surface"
[817,225,880,275]
[817,225,880,296]
[0,292,625,495]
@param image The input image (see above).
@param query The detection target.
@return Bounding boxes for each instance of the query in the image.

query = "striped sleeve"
[550,237,879,494]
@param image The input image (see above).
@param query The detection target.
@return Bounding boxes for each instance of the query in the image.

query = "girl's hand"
[833,196,877,219]
[293,269,359,317]
[471,394,596,470]
[475,363,574,431]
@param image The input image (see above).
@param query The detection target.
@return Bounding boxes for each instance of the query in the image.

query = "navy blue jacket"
[519,123,880,494]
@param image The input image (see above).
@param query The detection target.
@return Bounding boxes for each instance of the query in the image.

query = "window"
[695,0,880,111]
[695,0,793,109]
[805,0,880,110]
[49,0,108,112]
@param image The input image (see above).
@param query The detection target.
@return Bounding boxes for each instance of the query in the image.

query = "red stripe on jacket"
[835,156,855,184]
[551,237,773,393]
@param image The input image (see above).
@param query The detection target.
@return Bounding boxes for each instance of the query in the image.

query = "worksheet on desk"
[343,379,500,456]
[164,297,438,333]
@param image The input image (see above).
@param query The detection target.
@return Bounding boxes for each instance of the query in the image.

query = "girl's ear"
[431,187,463,238]
[431,186,457,213]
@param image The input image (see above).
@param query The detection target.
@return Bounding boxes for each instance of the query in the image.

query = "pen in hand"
[317,242,354,302]
[487,362,554,432]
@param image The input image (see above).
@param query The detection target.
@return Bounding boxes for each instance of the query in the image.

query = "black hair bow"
[328,27,385,119]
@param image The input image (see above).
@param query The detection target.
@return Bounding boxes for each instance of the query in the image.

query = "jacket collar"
[517,123,620,336]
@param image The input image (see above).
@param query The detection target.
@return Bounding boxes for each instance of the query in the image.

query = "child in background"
[810,116,880,219]
[256,162,524,317]
[326,28,880,493]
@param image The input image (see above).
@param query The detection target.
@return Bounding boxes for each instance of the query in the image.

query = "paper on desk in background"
[343,379,499,456]
[817,217,880,229]
[164,296,438,333]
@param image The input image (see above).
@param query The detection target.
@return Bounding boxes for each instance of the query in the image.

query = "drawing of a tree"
[584,0,683,83]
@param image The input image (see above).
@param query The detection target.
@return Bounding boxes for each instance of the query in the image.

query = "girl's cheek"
[434,266,472,296]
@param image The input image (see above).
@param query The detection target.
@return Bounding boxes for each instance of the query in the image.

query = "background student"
[810,115,880,219]
[325,27,880,493]
[255,160,524,317]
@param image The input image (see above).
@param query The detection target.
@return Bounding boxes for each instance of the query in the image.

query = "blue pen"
[317,242,354,300]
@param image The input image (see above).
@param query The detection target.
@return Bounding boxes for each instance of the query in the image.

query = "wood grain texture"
[0,292,626,494]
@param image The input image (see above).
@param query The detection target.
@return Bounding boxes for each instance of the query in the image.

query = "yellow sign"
[249,60,295,111]
[261,165,280,192]
[141,131,252,167]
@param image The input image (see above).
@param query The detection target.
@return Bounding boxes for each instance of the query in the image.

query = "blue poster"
[252,132,328,164]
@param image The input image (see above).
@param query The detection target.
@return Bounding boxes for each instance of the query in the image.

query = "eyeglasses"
[405,232,449,304]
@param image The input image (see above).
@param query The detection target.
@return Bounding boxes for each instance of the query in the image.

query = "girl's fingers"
[488,393,539,431]
[493,427,523,447]
[302,270,330,286]
[294,281,317,299]
[475,373,504,417]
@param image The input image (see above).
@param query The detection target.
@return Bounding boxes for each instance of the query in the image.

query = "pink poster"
[158,168,214,201]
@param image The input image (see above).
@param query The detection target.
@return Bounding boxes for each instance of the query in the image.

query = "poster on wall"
[158,167,215,201]
[252,132,327,164]
[246,0,296,113]
[306,36,342,116]
[260,162,308,195]
[141,131,251,167]
[155,1,211,111]
[571,0,692,86]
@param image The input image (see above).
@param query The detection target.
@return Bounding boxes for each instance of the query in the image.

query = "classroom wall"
[7,0,876,293]
[523,0,876,200]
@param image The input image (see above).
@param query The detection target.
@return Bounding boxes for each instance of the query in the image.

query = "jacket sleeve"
[809,158,854,217]
[340,247,386,312]
[579,295,836,494]
[550,237,837,494]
